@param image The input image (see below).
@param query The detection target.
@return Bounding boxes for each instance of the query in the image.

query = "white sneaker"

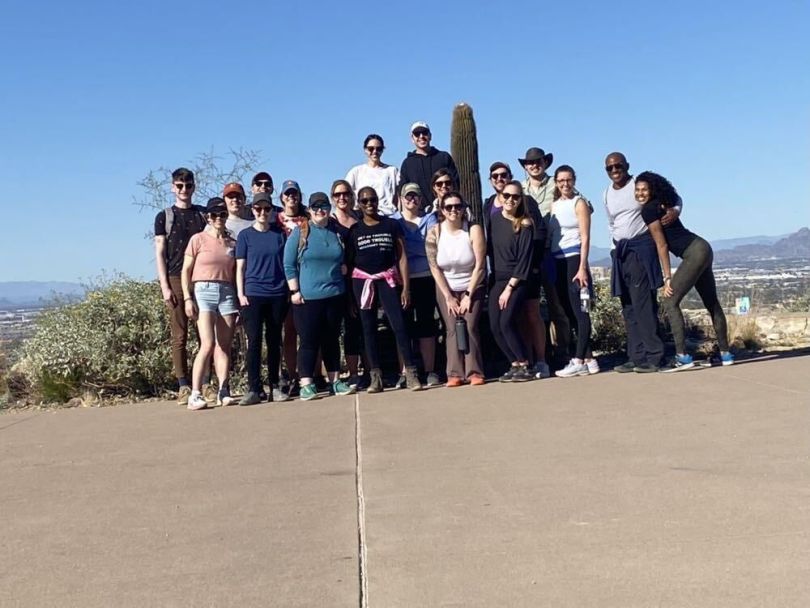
[531,361,551,379]
[187,393,208,411]
[586,359,600,375]
[555,359,589,378]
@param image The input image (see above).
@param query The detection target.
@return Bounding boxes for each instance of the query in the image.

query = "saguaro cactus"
[450,102,483,223]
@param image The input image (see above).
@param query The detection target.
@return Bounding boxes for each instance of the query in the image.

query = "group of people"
[154,122,734,411]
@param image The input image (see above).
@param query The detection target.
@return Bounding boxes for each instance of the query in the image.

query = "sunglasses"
[502,193,522,202]
[310,204,330,213]
[555,178,574,183]
[443,204,464,212]
[209,211,228,219]
[174,182,195,190]
[366,146,384,153]
[333,191,351,199]
[403,193,421,201]
[283,190,300,197]
[490,172,510,181]
[358,197,378,205]
[413,129,430,137]
[434,180,453,188]
[253,206,273,214]
[605,163,625,172]
[254,180,273,188]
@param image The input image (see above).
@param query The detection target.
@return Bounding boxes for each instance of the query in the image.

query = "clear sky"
[1,0,808,282]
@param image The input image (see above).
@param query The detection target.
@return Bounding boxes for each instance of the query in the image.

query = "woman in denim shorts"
[181,198,239,410]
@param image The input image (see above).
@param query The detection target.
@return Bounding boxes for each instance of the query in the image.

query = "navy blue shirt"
[235,225,288,297]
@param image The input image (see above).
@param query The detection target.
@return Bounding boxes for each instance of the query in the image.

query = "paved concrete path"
[2,354,809,607]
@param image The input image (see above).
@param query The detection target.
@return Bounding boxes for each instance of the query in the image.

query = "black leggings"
[242,295,289,392]
[488,280,528,362]
[404,276,439,338]
[663,237,729,352]
[554,255,592,360]
[352,278,415,369]
[292,294,344,378]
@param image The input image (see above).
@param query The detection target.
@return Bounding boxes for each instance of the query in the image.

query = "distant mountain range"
[0,282,85,309]
[589,229,806,267]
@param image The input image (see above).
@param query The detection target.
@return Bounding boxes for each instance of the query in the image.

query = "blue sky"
[1,0,808,282]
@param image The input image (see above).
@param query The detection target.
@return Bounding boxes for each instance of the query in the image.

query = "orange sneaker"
[446,376,464,387]
[469,374,485,386]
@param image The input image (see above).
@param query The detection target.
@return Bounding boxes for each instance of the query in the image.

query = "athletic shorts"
[194,281,238,315]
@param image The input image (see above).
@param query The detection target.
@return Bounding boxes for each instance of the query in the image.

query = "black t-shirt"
[640,202,697,258]
[348,217,404,274]
[154,205,207,276]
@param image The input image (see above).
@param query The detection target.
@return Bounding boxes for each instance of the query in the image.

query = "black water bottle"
[455,317,469,353]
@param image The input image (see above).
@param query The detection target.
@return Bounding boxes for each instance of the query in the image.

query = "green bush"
[590,281,626,353]
[20,277,177,401]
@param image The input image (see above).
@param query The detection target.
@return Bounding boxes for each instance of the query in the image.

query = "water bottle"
[580,285,591,313]
[455,317,469,353]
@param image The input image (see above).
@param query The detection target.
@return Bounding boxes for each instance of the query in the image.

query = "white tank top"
[436,222,475,292]
[550,196,584,258]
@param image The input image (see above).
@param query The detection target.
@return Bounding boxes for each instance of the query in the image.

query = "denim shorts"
[194,281,238,315]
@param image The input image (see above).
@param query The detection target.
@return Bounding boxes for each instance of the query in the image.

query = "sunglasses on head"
[502,193,521,201]
[358,197,378,205]
[605,163,625,172]
[413,129,430,137]
[443,203,464,212]
[490,172,510,181]
[366,146,383,153]
[175,182,195,190]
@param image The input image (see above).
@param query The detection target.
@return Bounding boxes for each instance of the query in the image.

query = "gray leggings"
[663,237,729,353]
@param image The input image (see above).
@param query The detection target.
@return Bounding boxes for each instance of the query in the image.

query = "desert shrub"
[727,317,762,350]
[19,276,178,401]
[590,281,626,353]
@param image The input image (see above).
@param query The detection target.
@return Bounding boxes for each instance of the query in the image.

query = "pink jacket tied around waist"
[351,266,401,309]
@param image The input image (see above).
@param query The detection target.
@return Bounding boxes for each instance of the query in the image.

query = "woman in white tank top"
[425,192,487,386]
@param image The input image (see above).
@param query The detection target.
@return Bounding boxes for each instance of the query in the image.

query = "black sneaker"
[258,390,268,402]
[510,365,534,382]
[633,363,660,373]
[613,361,637,373]
[499,366,517,383]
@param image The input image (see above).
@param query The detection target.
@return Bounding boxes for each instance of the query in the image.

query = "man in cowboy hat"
[519,147,571,367]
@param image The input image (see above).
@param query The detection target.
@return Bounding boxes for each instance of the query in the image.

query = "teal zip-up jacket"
[283,221,346,300]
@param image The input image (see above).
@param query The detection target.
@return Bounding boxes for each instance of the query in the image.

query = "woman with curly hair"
[487,180,536,382]
[635,171,733,369]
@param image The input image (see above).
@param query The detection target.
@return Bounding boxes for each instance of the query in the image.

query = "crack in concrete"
[354,393,369,608]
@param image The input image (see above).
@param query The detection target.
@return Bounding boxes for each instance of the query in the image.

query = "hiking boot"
[331,380,356,396]
[613,361,636,373]
[299,383,319,401]
[633,363,660,373]
[446,376,464,387]
[177,385,191,406]
[367,369,384,394]
[187,393,207,411]
[662,353,695,373]
[510,364,534,382]
[405,366,424,391]
[555,359,589,378]
[217,387,236,406]
[239,391,261,406]
[469,373,486,386]
[271,387,291,402]
[499,366,517,383]
[202,383,217,403]
[425,372,441,387]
